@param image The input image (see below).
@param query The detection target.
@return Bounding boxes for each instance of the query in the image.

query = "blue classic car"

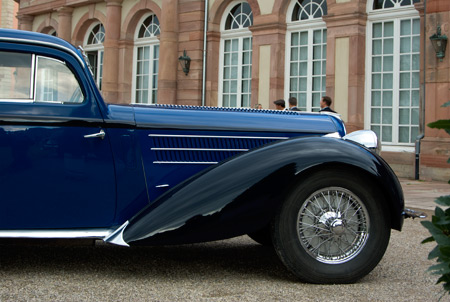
[0,29,412,283]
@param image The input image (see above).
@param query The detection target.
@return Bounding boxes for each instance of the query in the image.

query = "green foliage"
[422,100,450,294]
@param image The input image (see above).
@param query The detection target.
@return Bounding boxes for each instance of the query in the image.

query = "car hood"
[110,104,346,136]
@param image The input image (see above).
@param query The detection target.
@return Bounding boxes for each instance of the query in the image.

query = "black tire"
[272,169,391,284]
[248,225,272,246]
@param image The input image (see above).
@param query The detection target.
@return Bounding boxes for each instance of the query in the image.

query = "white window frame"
[131,14,160,105]
[218,1,253,108]
[284,0,327,112]
[365,0,420,152]
[83,22,104,91]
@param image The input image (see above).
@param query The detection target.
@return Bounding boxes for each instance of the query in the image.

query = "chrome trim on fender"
[0,228,114,239]
[323,132,341,138]
[153,161,218,165]
[148,134,289,140]
[151,148,249,152]
[104,221,129,247]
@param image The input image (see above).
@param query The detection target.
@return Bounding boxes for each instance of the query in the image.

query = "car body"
[0,29,405,283]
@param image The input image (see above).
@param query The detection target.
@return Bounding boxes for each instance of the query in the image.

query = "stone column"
[17,14,34,31]
[102,0,123,104]
[57,7,74,43]
[323,0,367,133]
[417,0,450,180]
[158,0,178,104]
[250,16,286,109]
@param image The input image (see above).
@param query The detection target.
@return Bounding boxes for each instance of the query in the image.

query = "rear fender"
[108,136,404,246]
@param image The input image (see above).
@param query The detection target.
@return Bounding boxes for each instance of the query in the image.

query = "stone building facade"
[1,0,19,28]
[12,0,450,181]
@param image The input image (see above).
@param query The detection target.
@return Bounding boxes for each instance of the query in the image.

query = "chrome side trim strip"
[153,161,218,165]
[148,134,289,140]
[0,228,114,239]
[151,148,249,152]
[103,221,129,247]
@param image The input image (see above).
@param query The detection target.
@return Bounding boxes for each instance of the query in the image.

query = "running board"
[0,228,115,239]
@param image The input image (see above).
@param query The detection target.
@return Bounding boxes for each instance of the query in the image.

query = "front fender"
[108,136,404,246]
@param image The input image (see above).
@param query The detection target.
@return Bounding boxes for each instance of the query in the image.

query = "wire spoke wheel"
[272,169,391,284]
[297,187,369,264]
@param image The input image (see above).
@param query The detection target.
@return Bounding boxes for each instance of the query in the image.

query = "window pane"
[372,74,381,89]
[290,78,298,91]
[372,57,382,72]
[290,63,299,76]
[383,56,393,72]
[373,40,382,55]
[400,37,411,53]
[300,47,308,60]
[382,108,392,124]
[291,33,299,46]
[291,47,299,61]
[35,57,84,103]
[382,126,392,142]
[411,108,419,124]
[399,108,410,124]
[300,62,307,76]
[372,91,381,106]
[412,36,420,52]
[383,74,393,89]
[383,39,393,54]
[400,73,410,89]
[412,54,420,70]
[373,23,382,38]
[313,30,322,44]
[372,108,381,123]
[411,90,419,106]
[0,51,32,99]
[411,72,420,88]
[413,19,420,35]
[384,22,394,37]
[399,127,409,143]
[383,91,393,106]
[399,91,410,106]
[400,55,411,71]
[401,20,411,35]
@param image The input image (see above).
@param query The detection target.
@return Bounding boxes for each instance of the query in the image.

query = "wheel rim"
[297,187,370,264]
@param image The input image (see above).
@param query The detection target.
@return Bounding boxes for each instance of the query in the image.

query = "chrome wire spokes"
[297,187,370,264]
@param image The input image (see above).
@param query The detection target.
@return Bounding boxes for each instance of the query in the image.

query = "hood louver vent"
[144,104,300,116]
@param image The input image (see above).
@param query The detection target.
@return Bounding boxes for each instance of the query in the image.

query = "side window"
[0,51,33,99]
[0,50,84,104]
[35,57,83,103]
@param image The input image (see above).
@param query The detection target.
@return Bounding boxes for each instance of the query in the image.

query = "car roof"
[0,28,85,66]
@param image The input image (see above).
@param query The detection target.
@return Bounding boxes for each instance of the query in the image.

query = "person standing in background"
[288,97,300,111]
[319,96,336,113]
[273,99,286,110]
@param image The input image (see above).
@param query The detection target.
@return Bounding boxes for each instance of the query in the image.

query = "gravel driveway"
[0,216,444,302]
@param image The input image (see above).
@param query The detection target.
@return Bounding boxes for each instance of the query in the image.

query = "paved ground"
[400,178,450,211]
[0,178,448,301]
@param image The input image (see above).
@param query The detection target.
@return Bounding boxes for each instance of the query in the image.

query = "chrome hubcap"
[297,187,370,264]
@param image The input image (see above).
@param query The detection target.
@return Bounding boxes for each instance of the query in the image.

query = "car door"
[0,48,116,229]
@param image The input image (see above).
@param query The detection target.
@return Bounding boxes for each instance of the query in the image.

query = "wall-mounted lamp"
[430,26,448,61]
[178,50,191,75]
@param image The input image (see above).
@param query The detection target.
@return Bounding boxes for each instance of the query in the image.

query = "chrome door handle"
[84,129,105,140]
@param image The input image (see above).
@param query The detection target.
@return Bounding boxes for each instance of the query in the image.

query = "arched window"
[365,0,420,149]
[219,2,253,108]
[84,23,105,90]
[132,14,160,104]
[286,0,327,112]
[372,0,420,10]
